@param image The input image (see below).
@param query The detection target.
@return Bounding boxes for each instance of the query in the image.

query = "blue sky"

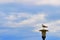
[0,0,60,40]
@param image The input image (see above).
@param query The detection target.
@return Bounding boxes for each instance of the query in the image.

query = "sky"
[0,0,60,40]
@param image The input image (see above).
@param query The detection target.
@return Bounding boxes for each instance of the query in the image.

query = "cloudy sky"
[0,0,60,40]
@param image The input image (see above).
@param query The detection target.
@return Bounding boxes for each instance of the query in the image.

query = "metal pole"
[39,24,48,40]
[42,36,46,40]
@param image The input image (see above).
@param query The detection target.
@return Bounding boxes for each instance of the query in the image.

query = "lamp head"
[39,24,48,37]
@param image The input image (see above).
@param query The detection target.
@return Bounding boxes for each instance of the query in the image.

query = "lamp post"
[39,24,48,40]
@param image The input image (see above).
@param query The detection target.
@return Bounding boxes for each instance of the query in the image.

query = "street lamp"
[39,24,48,40]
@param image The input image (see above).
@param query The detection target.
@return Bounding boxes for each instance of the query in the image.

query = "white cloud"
[45,20,60,33]
[1,12,32,27]
[17,13,32,18]
[3,13,46,27]
[1,12,60,37]
[0,0,14,3]
[0,0,60,6]
[16,0,60,6]
[5,15,17,21]
[18,13,46,25]
[33,20,60,36]
[4,12,32,21]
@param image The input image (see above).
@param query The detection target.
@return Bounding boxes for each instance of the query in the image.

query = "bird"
[42,24,48,28]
